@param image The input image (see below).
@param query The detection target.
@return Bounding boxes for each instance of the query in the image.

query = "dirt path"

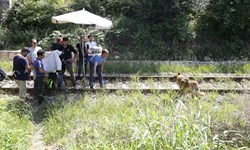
[28,99,60,150]
[30,124,46,150]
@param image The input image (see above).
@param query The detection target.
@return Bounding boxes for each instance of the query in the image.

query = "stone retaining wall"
[0,50,20,60]
[0,50,250,65]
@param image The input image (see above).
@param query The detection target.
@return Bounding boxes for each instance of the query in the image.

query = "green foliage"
[195,0,250,60]
[105,0,195,60]
[0,97,33,149]
[0,0,74,49]
[41,92,249,149]
[1,0,250,60]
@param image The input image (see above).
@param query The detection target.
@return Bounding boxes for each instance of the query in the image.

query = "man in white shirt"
[27,38,42,79]
[85,34,97,76]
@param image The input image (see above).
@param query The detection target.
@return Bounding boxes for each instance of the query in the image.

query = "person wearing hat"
[13,47,31,100]
[51,37,63,51]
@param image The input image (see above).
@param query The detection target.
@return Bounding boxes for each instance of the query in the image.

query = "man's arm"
[27,54,32,66]
[38,67,46,74]
[71,46,78,63]
[24,59,31,73]
[101,61,105,72]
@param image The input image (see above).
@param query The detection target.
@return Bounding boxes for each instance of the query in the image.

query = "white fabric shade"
[43,50,62,72]
[51,8,112,29]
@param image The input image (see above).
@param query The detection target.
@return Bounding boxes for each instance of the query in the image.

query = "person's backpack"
[0,68,7,81]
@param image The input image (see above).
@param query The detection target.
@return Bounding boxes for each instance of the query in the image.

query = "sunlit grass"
[0,60,13,73]
[0,95,34,149]
[1,59,250,149]
[0,90,249,149]
[41,92,249,149]
[2,60,250,75]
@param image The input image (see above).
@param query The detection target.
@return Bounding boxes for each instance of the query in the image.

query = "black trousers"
[34,76,45,103]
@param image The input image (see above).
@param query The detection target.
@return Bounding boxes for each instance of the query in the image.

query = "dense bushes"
[0,0,74,49]
[1,0,250,60]
[105,0,195,60]
[195,0,250,60]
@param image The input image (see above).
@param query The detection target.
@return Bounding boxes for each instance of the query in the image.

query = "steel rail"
[5,75,250,82]
[0,87,249,94]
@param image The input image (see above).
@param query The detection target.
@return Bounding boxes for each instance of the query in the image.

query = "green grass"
[2,60,250,74]
[0,95,34,149]
[41,92,249,149]
[105,61,250,75]
[0,60,13,73]
[1,59,250,149]
[0,92,249,149]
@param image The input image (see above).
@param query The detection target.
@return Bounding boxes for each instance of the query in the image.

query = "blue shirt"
[33,58,44,78]
[90,55,106,65]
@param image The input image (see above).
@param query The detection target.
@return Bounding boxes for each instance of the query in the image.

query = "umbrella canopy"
[51,8,112,29]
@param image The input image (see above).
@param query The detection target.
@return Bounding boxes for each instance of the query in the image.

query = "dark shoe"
[25,97,33,101]
[38,96,45,104]
[76,76,80,81]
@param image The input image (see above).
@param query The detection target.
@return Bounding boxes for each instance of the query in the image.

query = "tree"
[0,0,73,49]
[195,0,250,60]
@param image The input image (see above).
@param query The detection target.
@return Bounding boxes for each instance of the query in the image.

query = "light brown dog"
[172,73,205,97]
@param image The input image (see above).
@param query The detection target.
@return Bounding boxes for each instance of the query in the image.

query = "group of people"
[12,35,109,103]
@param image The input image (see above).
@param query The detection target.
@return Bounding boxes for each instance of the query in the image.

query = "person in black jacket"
[51,37,63,50]
[60,37,77,86]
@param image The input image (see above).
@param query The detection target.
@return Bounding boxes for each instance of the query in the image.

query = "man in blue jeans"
[89,49,109,89]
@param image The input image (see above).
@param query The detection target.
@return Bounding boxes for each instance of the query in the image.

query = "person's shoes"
[38,96,45,104]
[25,97,33,101]
[76,76,80,81]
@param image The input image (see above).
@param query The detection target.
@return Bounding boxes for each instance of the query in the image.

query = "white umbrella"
[51,8,112,29]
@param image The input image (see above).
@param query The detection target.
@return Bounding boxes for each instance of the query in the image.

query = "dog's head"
[170,73,181,82]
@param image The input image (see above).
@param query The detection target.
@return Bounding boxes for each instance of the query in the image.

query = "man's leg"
[57,71,65,91]
[89,62,94,89]
[96,65,103,87]
[85,55,93,78]
[36,76,45,104]
[16,80,27,99]
[61,62,67,86]
[66,62,76,86]
[77,59,83,79]
[85,56,89,77]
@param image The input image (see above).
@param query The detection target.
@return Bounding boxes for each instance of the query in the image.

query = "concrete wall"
[0,50,20,60]
[0,50,250,66]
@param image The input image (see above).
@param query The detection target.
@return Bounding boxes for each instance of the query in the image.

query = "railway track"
[1,74,250,94]
[0,87,249,94]
[5,74,250,81]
